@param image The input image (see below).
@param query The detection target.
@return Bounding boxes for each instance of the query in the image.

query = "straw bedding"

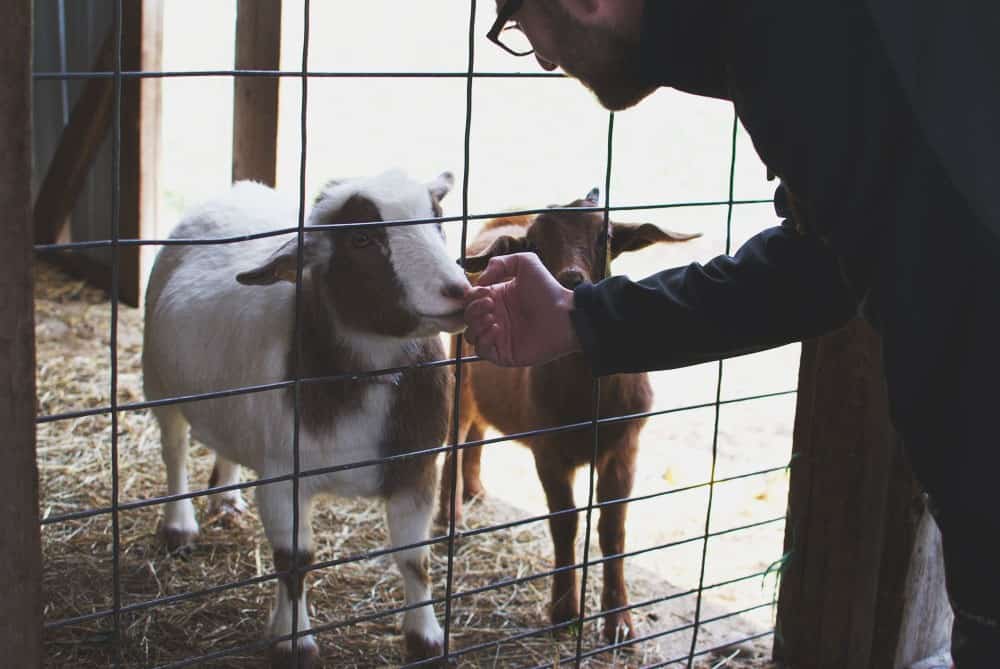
[35,260,774,668]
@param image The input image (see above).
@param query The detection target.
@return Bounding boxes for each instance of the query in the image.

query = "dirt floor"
[35,253,789,668]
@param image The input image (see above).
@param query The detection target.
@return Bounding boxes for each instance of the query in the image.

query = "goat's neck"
[296,279,406,383]
[535,352,631,397]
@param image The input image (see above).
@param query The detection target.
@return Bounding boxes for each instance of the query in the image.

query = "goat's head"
[235,169,469,338]
[462,188,701,288]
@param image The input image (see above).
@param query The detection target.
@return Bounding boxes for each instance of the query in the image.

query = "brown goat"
[438,189,700,643]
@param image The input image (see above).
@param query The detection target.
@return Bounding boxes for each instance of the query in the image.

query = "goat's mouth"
[418,308,466,334]
[419,308,464,320]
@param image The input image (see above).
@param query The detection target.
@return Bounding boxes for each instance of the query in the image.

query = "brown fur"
[273,548,315,603]
[381,336,452,500]
[282,192,452,501]
[440,194,699,643]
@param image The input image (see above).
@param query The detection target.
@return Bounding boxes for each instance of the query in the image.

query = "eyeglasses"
[487,0,534,57]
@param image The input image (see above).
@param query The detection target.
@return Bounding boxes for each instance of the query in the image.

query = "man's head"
[490,0,655,111]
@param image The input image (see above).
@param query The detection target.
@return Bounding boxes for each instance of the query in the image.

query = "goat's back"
[143,181,299,403]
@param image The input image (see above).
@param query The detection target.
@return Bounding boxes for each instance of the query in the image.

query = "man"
[464,1,1000,666]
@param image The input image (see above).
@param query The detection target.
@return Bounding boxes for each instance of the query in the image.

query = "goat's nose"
[440,282,467,300]
[557,269,585,289]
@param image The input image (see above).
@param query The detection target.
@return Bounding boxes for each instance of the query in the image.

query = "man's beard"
[544,4,657,111]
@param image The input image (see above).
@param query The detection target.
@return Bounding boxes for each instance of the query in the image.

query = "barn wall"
[33,0,114,268]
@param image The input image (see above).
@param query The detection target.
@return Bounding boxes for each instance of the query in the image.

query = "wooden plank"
[232,0,282,185]
[0,1,42,666]
[892,503,952,667]
[869,439,924,668]
[121,0,164,308]
[774,319,905,667]
[32,29,114,246]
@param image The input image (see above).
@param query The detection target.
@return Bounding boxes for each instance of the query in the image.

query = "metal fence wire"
[33,2,792,667]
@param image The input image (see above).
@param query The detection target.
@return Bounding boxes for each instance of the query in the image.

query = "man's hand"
[463,253,582,367]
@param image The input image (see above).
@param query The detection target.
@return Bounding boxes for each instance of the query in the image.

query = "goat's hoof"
[207,496,248,528]
[602,610,636,646]
[405,631,445,667]
[161,525,198,554]
[462,481,486,502]
[433,509,462,530]
[549,598,581,629]
[269,639,320,669]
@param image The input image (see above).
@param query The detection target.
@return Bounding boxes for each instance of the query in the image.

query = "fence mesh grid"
[32,2,791,667]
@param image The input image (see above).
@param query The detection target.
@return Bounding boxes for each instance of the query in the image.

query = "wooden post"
[774,319,948,668]
[121,0,164,307]
[0,1,42,666]
[232,0,282,185]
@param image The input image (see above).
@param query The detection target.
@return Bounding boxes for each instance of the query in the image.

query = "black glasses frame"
[487,0,533,57]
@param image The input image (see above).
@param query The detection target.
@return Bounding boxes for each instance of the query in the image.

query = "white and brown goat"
[438,189,699,643]
[143,170,468,667]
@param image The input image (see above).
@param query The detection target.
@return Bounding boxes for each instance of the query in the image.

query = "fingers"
[465,295,494,321]
[464,286,491,304]
[476,253,530,287]
[464,312,496,347]
[474,323,502,365]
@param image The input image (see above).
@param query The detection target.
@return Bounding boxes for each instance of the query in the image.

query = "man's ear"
[460,234,531,273]
[428,171,455,202]
[236,233,328,286]
[610,222,701,258]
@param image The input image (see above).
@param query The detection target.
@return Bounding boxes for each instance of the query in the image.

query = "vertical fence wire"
[686,112,740,667]
[441,0,478,663]
[573,110,617,666]
[109,1,123,664]
[290,0,313,664]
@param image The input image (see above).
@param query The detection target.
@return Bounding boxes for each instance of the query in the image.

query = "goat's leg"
[387,483,445,664]
[206,454,247,525]
[437,416,483,527]
[257,481,318,669]
[437,447,465,528]
[534,454,580,627]
[460,424,486,501]
[597,443,638,644]
[155,406,199,552]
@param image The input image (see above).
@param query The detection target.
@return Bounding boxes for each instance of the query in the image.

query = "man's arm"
[570,222,859,376]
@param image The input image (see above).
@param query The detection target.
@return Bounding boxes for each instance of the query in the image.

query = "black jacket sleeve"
[570,222,858,376]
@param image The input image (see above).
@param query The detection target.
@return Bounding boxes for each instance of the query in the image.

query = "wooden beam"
[0,2,42,666]
[32,29,114,246]
[774,319,946,668]
[232,0,282,186]
[121,0,164,308]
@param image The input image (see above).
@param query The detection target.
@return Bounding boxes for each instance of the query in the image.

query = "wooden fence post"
[0,1,42,666]
[232,0,282,186]
[774,319,947,668]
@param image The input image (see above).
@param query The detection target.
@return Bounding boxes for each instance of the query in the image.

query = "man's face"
[500,0,656,111]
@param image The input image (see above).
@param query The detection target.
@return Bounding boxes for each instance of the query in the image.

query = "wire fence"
[33,2,790,667]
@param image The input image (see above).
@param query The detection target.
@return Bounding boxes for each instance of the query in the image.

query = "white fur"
[388,223,469,333]
[143,171,463,662]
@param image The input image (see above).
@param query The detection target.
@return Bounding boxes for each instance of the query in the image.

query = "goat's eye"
[351,232,372,249]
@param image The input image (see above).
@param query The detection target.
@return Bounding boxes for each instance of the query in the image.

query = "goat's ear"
[583,187,600,205]
[459,234,530,274]
[610,222,701,258]
[236,234,326,286]
[428,171,455,202]
[313,178,348,205]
